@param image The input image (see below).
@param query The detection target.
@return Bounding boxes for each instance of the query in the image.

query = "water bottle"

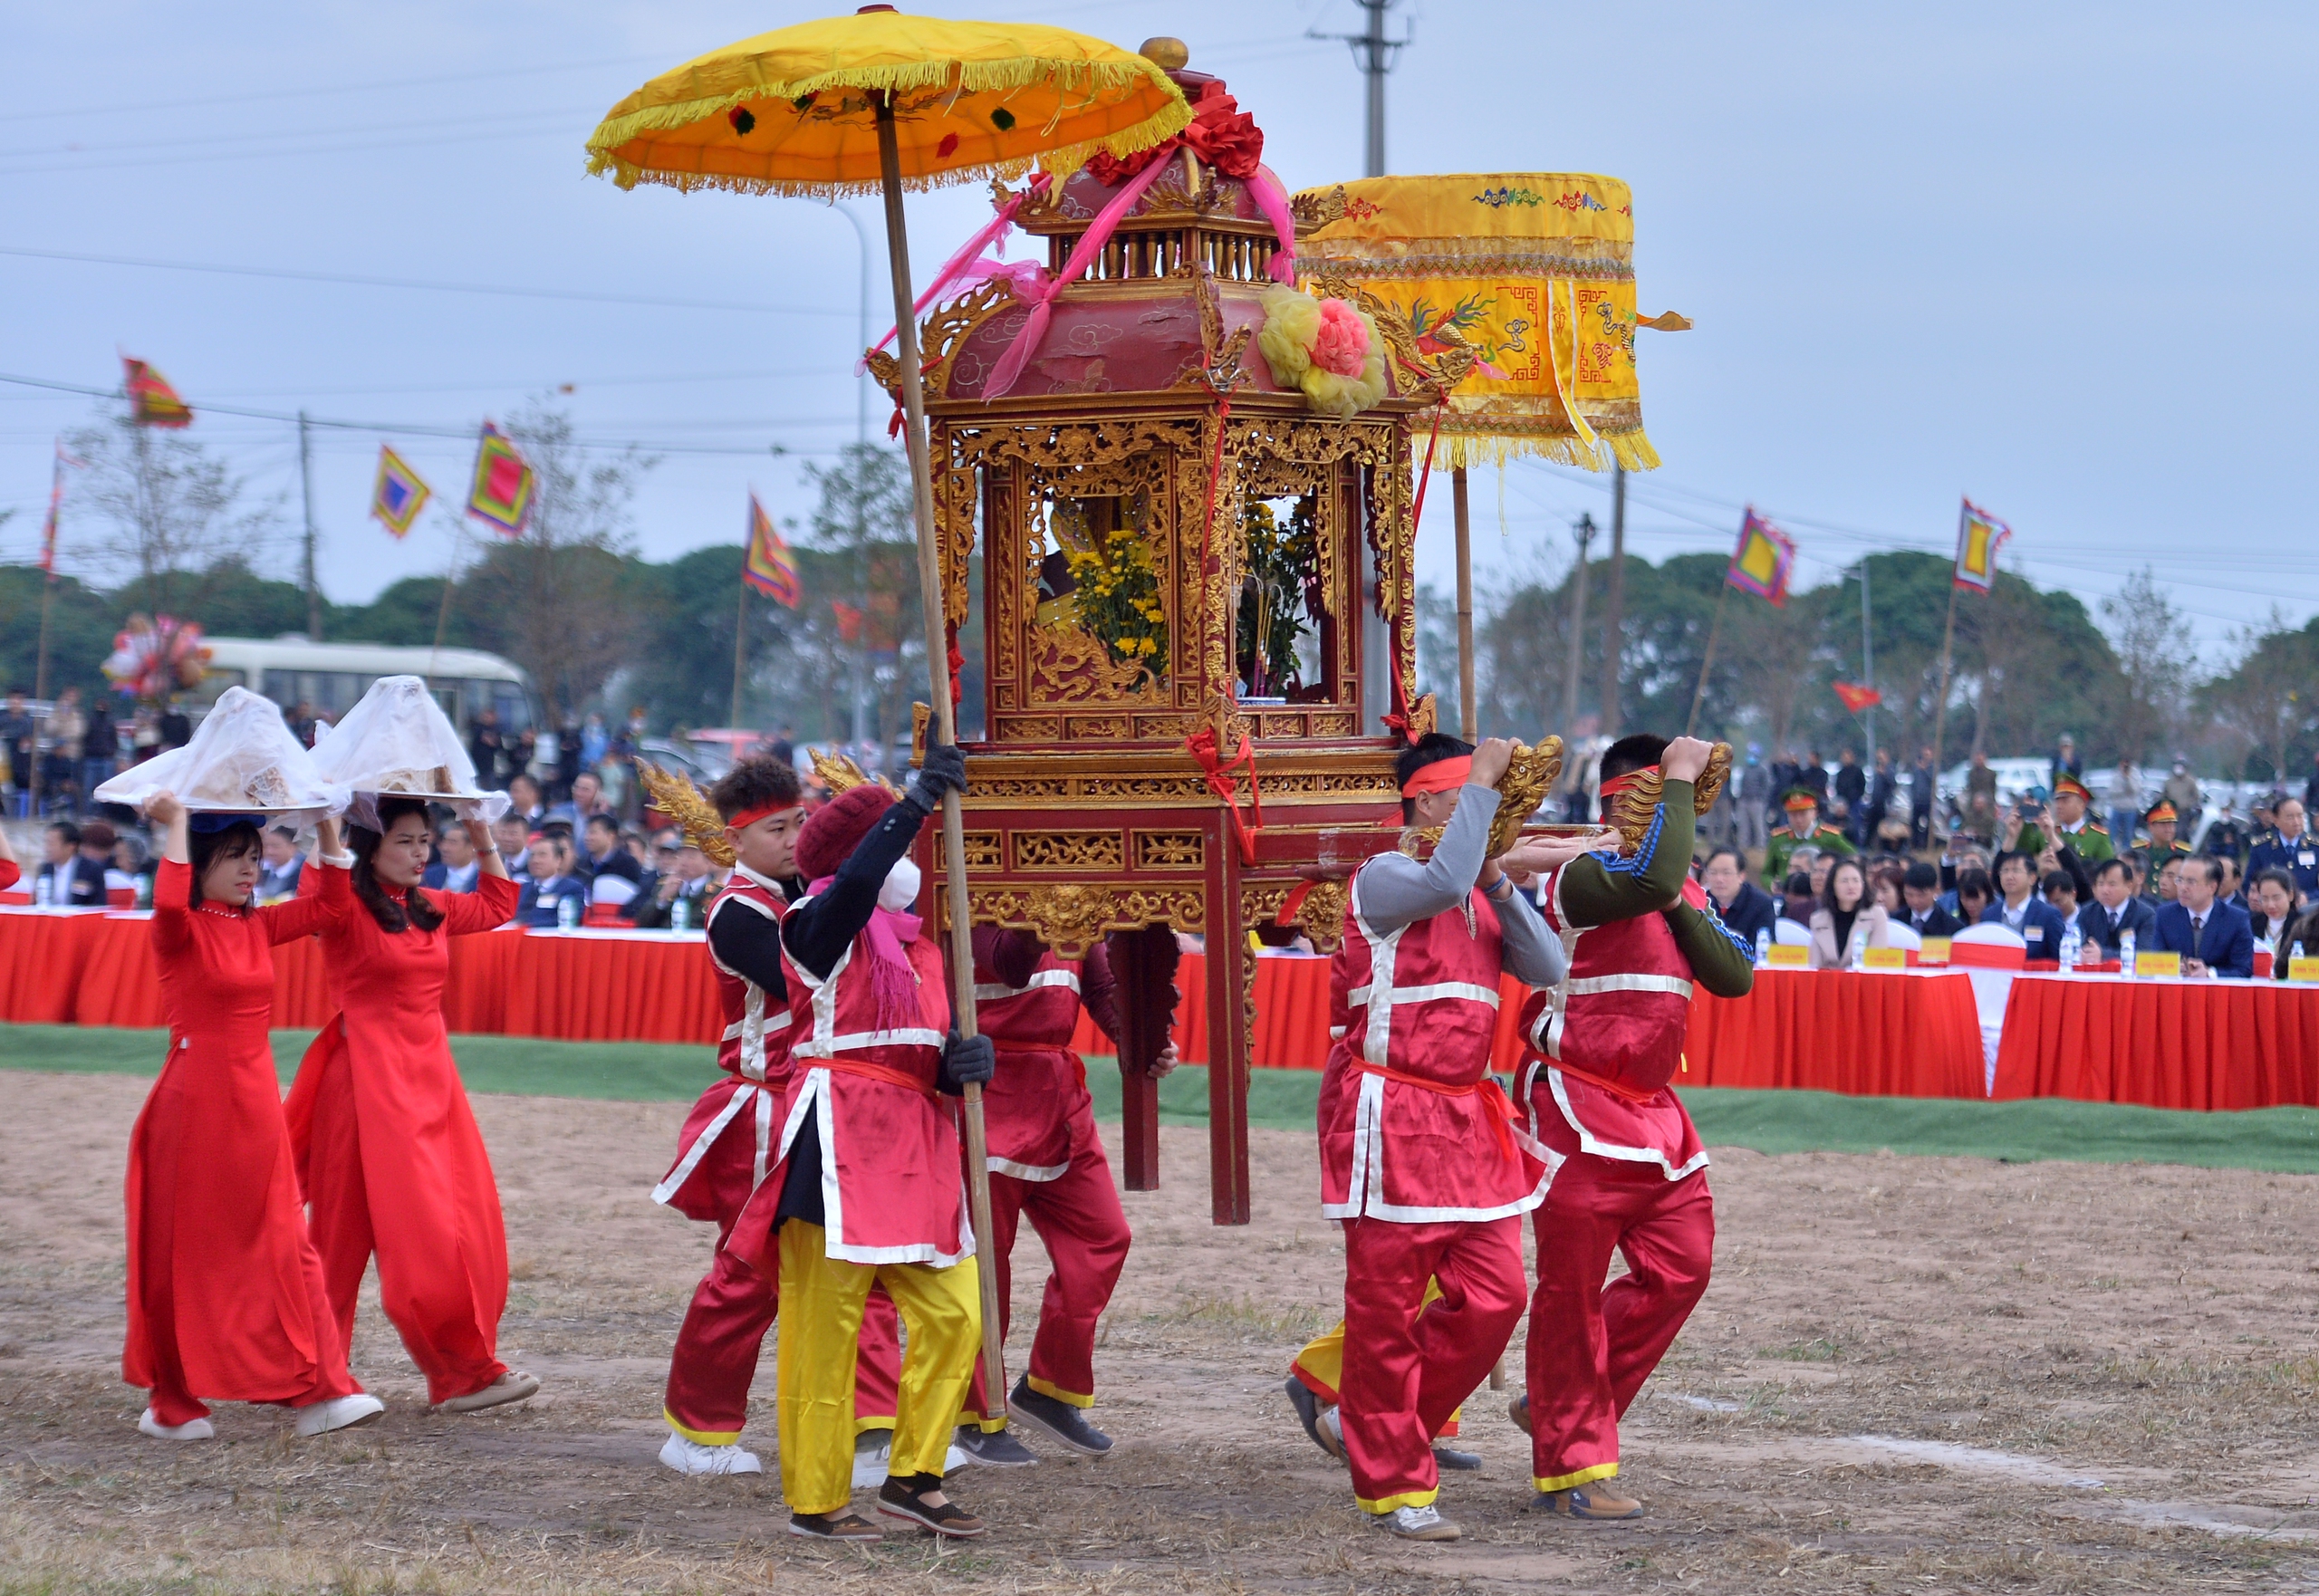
[2293,940,2306,979]
[33,871,48,908]
[669,893,690,932]
[557,892,580,930]
[2119,927,2136,975]
[2059,922,2083,972]
[1849,931,1867,970]
[1755,927,1772,966]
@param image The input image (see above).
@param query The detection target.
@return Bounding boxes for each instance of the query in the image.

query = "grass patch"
[9,1024,2319,1175]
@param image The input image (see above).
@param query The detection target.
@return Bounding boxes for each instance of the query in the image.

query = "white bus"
[193,636,540,736]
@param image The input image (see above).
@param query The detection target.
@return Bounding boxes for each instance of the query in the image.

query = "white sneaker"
[1373,1503,1460,1542]
[854,1434,974,1485]
[138,1408,214,1441]
[852,1433,892,1489]
[294,1394,385,1437]
[659,1432,762,1476]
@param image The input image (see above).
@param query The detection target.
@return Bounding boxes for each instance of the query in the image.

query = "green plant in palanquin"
[1064,518,1168,686]
[1237,495,1318,697]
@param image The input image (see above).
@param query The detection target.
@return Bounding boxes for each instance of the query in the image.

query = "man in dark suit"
[2149,856,2255,978]
[1893,860,1959,937]
[1981,851,2070,961]
[2075,858,2155,958]
[2247,797,2317,904]
[1700,845,1776,952]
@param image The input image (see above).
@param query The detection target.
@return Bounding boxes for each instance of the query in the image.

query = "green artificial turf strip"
[8,1024,2319,1173]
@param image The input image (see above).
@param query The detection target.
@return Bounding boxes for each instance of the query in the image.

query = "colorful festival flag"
[1954,499,2011,591]
[370,446,433,538]
[1725,507,1796,608]
[121,356,191,428]
[742,493,801,606]
[466,422,534,536]
[1833,681,1883,715]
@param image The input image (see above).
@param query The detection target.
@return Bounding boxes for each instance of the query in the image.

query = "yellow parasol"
[586,6,1189,1435]
[1298,172,1689,736]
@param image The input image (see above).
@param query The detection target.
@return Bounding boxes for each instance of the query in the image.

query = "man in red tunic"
[726,749,996,1542]
[1304,733,1572,1542]
[858,927,1172,1466]
[1506,733,1755,1518]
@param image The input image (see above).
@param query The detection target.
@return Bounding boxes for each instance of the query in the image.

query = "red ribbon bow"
[1185,722,1263,866]
[1089,80,1265,184]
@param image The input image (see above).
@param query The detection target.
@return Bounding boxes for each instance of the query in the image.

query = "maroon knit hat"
[794,783,894,881]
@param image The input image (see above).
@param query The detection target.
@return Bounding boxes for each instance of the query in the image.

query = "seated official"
[1700,845,1777,950]
[1808,857,1890,968]
[582,812,643,908]
[2249,869,2300,963]
[1894,860,1966,937]
[1979,851,2068,960]
[2074,857,2155,957]
[516,834,589,928]
[2247,798,2317,901]
[422,818,482,892]
[2041,870,2079,924]
[2149,856,2254,978]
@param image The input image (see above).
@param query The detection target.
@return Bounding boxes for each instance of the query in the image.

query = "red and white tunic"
[975,947,1098,1182]
[1318,859,1547,1222]
[772,909,971,1265]
[1518,867,1708,1180]
[651,869,794,1221]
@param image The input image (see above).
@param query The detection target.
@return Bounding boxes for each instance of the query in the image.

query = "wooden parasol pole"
[1452,465,1477,740]
[876,97,1006,1427]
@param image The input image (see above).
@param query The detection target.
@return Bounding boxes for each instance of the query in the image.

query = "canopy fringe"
[1426,426,1659,474]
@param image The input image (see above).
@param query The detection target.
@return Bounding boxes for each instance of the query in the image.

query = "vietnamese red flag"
[1833,681,1882,714]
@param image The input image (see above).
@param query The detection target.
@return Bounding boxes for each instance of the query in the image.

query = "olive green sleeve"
[1557,780,1696,927]
[1666,902,1756,997]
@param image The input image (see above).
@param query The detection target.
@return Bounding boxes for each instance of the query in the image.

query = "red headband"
[728,801,802,831]
[1400,755,1473,798]
[1598,765,1658,803]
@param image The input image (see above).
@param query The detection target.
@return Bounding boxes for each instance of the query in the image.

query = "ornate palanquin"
[869,52,1470,1224]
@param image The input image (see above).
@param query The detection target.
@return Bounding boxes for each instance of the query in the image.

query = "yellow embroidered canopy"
[1296,172,1669,470]
[584,10,1191,198]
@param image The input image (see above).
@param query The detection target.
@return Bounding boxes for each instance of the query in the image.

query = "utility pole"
[1562,513,1597,734]
[1597,464,1626,738]
[297,412,321,639]
[1315,0,1410,733]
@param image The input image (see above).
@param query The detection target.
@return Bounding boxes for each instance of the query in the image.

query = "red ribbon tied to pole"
[1185,721,1263,866]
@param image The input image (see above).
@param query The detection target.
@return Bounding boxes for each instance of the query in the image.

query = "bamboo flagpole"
[1929,581,1960,779]
[729,581,749,729]
[1685,583,1730,739]
[1453,466,1477,740]
[876,96,1007,1426]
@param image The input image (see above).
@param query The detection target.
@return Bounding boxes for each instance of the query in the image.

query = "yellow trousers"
[775,1223,981,1517]
[1291,1276,1464,1437]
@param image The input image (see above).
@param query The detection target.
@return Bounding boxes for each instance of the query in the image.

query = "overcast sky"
[4,2,2312,657]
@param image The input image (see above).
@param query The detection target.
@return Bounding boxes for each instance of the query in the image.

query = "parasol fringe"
[583,60,1192,197]
[1421,426,1660,475]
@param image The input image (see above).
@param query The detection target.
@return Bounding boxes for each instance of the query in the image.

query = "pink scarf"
[810,874,924,1034]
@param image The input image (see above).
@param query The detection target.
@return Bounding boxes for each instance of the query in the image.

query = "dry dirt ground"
[5,1070,2319,1594]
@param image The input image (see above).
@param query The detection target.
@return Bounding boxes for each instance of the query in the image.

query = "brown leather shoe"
[437,1370,539,1414]
[788,1509,880,1541]
[1531,1482,1644,1520]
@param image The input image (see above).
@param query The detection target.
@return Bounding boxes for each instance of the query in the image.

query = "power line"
[0,245,852,318]
[0,53,657,124]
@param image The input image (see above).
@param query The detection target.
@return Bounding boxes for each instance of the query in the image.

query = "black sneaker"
[787,1509,880,1541]
[1007,1378,1112,1457]
[876,1473,986,1538]
[953,1424,1039,1466]
[1432,1444,1484,1471]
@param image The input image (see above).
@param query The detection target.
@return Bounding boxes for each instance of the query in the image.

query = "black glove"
[936,1031,996,1096]
[908,743,967,811]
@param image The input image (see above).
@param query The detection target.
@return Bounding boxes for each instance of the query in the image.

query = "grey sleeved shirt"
[1352,784,1568,989]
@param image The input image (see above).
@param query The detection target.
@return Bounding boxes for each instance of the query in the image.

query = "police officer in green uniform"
[1764,789,1853,889]
[2016,774,2113,864]
[2134,800,2193,898]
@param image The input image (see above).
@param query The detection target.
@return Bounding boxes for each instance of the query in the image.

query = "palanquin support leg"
[1104,924,1179,1192]
[1206,817,1253,1226]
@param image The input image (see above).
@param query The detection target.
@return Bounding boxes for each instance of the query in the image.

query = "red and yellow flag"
[1954,499,2011,591]
[742,493,800,606]
[122,356,191,428]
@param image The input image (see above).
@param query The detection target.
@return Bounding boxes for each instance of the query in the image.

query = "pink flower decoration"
[1310,299,1371,378]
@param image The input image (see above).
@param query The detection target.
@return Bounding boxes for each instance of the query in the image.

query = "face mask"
[878,857,922,913]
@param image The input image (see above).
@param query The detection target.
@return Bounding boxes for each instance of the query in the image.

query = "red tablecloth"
[0,909,106,1024]
[1992,974,2319,1110]
[1682,967,1985,1098]
[500,929,723,1044]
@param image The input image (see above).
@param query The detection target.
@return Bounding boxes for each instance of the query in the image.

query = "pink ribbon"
[866,174,1052,362]
[1248,163,1299,284]
[983,158,1172,399]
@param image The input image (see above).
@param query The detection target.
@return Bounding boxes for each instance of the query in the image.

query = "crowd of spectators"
[1695,738,2319,981]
